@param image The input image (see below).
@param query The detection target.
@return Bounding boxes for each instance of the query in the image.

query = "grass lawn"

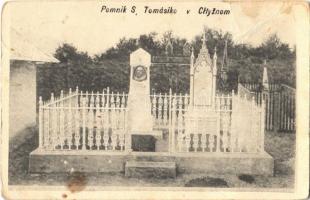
[9,127,295,188]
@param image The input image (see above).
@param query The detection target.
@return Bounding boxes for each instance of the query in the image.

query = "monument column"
[128,48,153,133]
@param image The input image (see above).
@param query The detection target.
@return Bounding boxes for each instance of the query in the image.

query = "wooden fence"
[239,83,295,132]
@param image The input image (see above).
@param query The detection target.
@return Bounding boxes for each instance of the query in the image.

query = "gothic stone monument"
[190,35,217,108]
[186,35,219,139]
[128,48,161,151]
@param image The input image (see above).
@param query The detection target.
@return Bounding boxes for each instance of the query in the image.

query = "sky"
[4,1,296,58]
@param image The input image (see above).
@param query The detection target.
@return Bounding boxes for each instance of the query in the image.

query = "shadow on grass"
[238,174,255,184]
[185,177,229,187]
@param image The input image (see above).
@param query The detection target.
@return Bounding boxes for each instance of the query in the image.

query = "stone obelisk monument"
[127,48,153,133]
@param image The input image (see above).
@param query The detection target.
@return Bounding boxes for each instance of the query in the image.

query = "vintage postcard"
[1,0,309,199]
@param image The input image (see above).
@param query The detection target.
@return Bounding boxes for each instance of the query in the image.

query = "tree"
[94,32,162,61]
[54,43,92,64]
[138,32,161,55]
[257,34,293,60]
[39,29,296,100]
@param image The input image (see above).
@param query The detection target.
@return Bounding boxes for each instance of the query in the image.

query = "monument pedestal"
[131,131,163,152]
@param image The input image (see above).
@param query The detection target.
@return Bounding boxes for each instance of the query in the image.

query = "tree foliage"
[54,43,92,64]
[38,30,295,100]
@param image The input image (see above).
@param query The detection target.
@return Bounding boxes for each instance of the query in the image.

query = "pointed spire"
[196,30,211,65]
[191,47,194,59]
[202,32,206,47]
[213,46,217,59]
[221,39,228,72]
[219,39,229,87]
[190,47,195,75]
[213,46,217,76]
[165,38,173,55]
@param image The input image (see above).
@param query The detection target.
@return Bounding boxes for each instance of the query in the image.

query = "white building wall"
[9,60,37,138]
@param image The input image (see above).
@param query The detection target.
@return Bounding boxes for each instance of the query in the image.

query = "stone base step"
[125,161,176,178]
[29,149,274,175]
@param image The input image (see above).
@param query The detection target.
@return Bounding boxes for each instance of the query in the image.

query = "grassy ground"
[9,127,295,188]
